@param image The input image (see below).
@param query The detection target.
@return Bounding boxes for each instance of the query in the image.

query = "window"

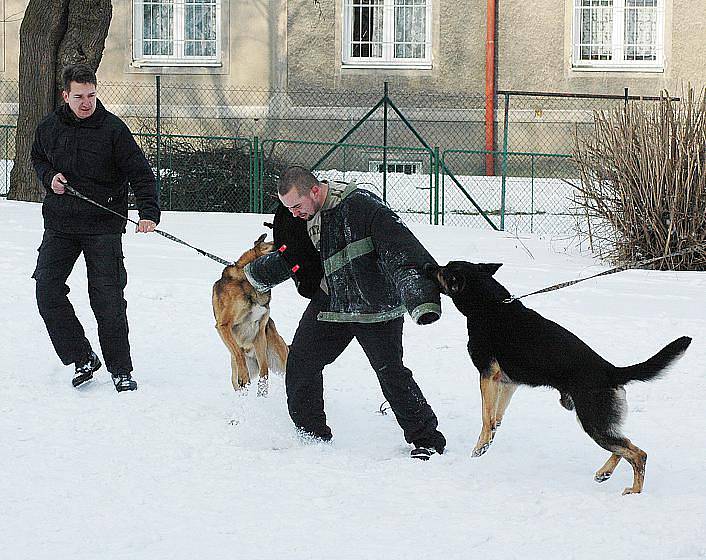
[342,0,432,67]
[368,160,423,174]
[133,0,221,65]
[572,0,664,70]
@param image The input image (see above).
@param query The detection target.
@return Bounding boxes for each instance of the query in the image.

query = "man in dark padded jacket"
[245,166,446,460]
[31,64,160,392]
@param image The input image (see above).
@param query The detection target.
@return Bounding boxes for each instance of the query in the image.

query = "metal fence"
[0,78,664,236]
[0,124,15,196]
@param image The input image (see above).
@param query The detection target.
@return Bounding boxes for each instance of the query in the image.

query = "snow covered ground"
[1,198,705,560]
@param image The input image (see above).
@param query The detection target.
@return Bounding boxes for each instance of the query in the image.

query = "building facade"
[0,1,702,96]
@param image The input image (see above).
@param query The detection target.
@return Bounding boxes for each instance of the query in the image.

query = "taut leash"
[504,246,699,303]
[64,184,233,266]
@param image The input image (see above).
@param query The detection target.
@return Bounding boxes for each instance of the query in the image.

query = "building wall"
[0,0,703,96]
[668,0,706,94]
[103,0,282,88]
[0,0,283,88]
[499,0,706,96]
[1,0,23,80]
[287,0,706,97]
[287,0,486,94]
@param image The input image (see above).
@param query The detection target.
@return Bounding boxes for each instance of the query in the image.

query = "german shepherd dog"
[212,234,289,395]
[425,261,691,495]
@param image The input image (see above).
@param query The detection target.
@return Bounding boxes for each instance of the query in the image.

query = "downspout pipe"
[485,0,497,175]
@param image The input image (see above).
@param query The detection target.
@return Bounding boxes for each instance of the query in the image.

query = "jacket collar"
[57,98,108,128]
[340,180,358,200]
[319,180,359,217]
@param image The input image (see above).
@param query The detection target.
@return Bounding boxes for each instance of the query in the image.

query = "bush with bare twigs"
[573,87,706,271]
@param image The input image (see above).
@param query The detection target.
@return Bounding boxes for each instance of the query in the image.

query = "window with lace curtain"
[133,0,221,65]
[572,0,664,70]
[342,0,432,67]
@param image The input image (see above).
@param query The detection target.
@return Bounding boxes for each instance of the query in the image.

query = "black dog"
[425,261,691,495]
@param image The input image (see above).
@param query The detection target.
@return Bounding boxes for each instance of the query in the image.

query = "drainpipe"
[485,0,497,175]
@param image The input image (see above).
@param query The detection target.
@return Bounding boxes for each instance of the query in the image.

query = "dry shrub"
[573,86,706,270]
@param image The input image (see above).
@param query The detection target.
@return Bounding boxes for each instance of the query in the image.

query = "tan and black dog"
[425,261,691,495]
[212,234,288,395]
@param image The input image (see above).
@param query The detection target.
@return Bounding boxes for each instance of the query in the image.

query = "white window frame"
[572,0,664,71]
[132,0,222,67]
[342,0,432,69]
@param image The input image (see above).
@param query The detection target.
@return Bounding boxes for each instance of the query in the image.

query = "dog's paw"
[559,392,575,411]
[232,378,251,394]
[257,378,268,397]
[594,471,613,483]
[472,443,490,457]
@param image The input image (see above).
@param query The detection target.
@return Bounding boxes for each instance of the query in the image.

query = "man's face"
[279,185,322,220]
[62,81,97,119]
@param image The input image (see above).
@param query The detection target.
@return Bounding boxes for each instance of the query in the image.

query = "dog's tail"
[611,336,691,385]
[267,346,286,375]
[265,319,288,376]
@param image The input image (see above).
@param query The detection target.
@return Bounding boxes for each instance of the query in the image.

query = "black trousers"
[33,229,132,374]
[286,290,444,447]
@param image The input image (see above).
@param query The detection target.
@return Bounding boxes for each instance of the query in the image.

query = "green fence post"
[342,143,347,182]
[429,154,435,226]
[500,92,510,231]
[440,151,445,226]
[383,82,389,203]
[155,75,161,204]
[249,140,255,213]
[4,126,8,194]
[530,154,535,233]
[253,136,260,212]
[259,138,264,212]
[433,147,440,225]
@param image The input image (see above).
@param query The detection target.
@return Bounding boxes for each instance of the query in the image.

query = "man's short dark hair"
[61,64,97,93]
[278,166,319,196]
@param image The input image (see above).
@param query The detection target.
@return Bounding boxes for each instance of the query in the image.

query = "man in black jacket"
[31,64,160,392]
[246,167,446,460]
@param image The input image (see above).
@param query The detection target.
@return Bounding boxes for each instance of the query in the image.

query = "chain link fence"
[0,81,18,196]
[0,77,665,237]
[260,139,437,223]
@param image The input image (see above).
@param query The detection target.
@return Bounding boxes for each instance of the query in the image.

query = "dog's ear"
[253,233,267,246]
[478,263,502,277]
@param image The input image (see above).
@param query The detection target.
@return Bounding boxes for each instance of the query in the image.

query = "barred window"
[342,0,432,67]
[368,160,423,174]
[572,0,663,69]
[133,0,221,65]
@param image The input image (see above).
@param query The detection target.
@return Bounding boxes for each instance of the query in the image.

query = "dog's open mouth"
[423,263,451,294]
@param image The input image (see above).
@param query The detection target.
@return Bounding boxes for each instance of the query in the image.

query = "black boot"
[410,432,446,460]
[111,371,138,392]
[72,352,102,387]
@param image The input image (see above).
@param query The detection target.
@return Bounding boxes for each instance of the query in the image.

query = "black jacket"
[247,183,441,324]
[31,99,160,234]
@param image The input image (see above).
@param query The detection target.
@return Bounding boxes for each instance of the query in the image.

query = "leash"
[504,246,699,303]
[378,399,391,415]
[64,184,233,266]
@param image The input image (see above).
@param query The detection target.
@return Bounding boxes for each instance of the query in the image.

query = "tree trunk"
[57,0,113,85]
[7,0,112,202]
